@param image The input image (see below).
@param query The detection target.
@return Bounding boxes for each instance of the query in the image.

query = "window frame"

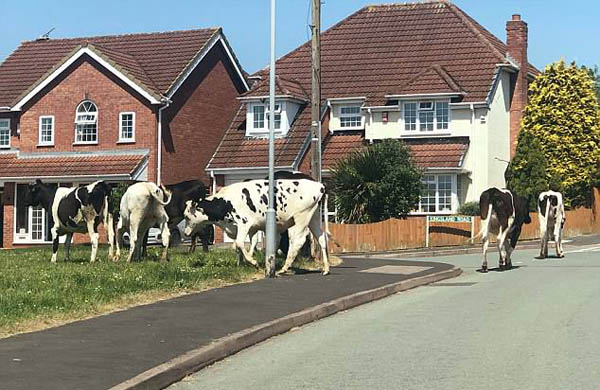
[246,101,290,137]
[339,105,363,129]
[416,174,457,214]
[74,100,98,145]
[0,118,11,148]
[118,112,136,143]
[402,100,450,134]
[38,115,55,146]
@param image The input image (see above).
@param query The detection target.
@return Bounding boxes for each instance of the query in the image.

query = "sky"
[1,0,598,74]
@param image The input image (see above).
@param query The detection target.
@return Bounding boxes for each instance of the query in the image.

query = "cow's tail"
[471,203,493,244]
[151,184,172,205]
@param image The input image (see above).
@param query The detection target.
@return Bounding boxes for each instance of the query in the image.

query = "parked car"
[122,220,188,248]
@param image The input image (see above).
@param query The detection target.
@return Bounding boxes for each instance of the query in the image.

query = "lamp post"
[265,0,277,277]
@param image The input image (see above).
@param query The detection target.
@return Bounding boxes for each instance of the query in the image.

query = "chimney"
[506,14,528,158]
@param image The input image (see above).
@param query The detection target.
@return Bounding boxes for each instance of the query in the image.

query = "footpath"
[0,257,459,390]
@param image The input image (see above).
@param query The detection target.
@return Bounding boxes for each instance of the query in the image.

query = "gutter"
[157,96,172,185]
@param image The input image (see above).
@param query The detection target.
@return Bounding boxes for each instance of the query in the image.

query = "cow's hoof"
[499,264,505,271]
[480,266,488,273]
[322,270,330,276]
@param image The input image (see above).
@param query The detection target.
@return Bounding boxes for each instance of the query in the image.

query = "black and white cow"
[162,180,212,252]
[115,182,172,263]
[477,187,532,272]
[538,190,566,258]
[184,178,331,275]
[25,180,114,263]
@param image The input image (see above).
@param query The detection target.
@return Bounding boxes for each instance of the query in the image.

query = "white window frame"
[402,100,450,135]
[0,118,10,148]
[415,174,458,214]
[13,184,52,244]
[74,100,98,145]
[339,105,363,129]
[118,112,136,143]
[38,115,55,146]
[246,101,289,137]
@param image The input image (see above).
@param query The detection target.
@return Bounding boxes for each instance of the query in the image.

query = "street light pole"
[265,0,277,278]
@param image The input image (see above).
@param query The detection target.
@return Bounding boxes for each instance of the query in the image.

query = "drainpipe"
[157,97,171,184]
[210,170,217,195]
[326,100,333,134]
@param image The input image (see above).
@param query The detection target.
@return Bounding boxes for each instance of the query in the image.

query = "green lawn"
[0,244,261,338]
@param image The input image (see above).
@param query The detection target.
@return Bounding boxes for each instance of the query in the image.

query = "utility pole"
[310,0,321,182]
[265,0,277,278]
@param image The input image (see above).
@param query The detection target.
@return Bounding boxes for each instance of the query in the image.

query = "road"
[169,242,600,390]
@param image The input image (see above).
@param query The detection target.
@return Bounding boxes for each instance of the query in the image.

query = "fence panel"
[329,203,599,254]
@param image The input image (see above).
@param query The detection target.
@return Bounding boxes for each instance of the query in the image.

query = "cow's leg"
[127,219,140,263]
[64,232,73,262]
[555,220,565,258]
[87,219,100,263]
[141,229,149,258]
[106,213,115,261]
[50,226,60,263]
[481,235,490,273]
[115,219,122,261]
[247,228,260,258]
[308,212,330,275]
[277,225,308,275]
[188,234,196,253]
[506,226,522,270]
[159,218,170,263]
[540,221,549,259]
[497,226,507,270]
[233,226,259,268]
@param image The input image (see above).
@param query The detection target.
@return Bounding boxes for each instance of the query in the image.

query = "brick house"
[207,1,539,227]
[0,28,248,247]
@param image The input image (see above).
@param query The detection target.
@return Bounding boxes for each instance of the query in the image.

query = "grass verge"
[0,245,261,338]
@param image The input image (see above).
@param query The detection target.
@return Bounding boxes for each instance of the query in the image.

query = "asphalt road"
[169,241,600,390]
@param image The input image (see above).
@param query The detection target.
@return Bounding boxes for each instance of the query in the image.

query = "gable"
[0,28,249,110]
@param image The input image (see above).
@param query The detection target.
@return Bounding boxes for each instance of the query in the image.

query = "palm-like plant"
[330,139,423,223]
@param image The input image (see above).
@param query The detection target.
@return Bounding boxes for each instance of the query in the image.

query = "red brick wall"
[506,15,529,158]
[2,183,15,248]
[19,56,158,181]
[161,44,246,185]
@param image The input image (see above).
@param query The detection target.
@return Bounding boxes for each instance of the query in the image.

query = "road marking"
[566,246,600,253]
[360,265,434,275]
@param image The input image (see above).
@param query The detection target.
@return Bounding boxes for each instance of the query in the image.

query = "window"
[38,116,54,145]
[119,112,135,142]
[0,119,10,148]
[253,105,265,129]
[340,106,362,128]
[403,101,449,132]
[75,101,98,144]
[418,174,454,213]
[15,183,54,243]
[436,102,449,130]
[404,103,416,131]
[266,104,281,129]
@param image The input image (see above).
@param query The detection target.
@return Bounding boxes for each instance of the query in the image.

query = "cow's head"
[24,179,53,208]
[183,198,233,236]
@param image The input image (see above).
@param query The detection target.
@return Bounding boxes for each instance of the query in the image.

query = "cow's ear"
[77,187,90,205]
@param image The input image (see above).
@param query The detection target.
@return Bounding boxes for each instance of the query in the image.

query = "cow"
[114,182,172,263]
[24,180,114,263]
[162,180,212,253]
[183,178,331,275]
[537,190,566,258]
[477,187,532,272]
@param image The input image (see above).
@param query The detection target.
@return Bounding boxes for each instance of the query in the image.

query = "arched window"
[75,100,98,143]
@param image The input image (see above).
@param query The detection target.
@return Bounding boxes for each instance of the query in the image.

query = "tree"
[506,129,551,207]
[520,60,600,207]
[330,139,423,223]
[583,65,600,104]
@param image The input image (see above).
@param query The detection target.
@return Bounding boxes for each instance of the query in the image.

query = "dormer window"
[404,101,449,132]
[339,105,363,128]
[246,100,297,137]
[75,100,98,144]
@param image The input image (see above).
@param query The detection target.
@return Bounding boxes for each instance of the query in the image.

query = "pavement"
[0,256,460,390]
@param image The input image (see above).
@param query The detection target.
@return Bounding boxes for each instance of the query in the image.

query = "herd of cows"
[21,174,566,276]
[22,171,331,275]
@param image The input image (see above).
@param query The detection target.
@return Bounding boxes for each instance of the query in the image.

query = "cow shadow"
[534,255,565,260]
[476,265,522,273]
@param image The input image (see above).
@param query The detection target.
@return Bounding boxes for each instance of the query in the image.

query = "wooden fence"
[328,188,600,254]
